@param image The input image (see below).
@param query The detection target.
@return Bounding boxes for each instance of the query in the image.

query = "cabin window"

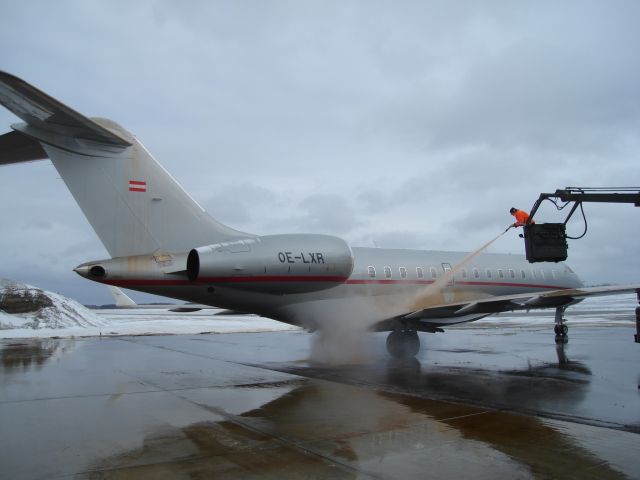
[430,267,437,279]
[509,269,515,279]
[399,267,407,278]
[384,266,392,278]
[498,269,504,279]
[520,269,526,279]
[473,268,479,278]
[461,269,467,279]
[416,267,424,279]
[367,266,376,278]
[539,270,545,280]
[530,269,536,279]
[486,269,492,279]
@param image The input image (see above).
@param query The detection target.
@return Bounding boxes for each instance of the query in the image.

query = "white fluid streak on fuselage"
[411,231,508,311]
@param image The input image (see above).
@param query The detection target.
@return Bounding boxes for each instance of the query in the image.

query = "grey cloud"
[262,193,361,236]
[298,194,361,234]
[202,183,280,230]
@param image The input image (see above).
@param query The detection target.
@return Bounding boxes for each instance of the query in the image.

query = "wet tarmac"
[1,326,639,479]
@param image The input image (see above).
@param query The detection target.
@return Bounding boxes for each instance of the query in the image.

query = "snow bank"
[0,279,104,330]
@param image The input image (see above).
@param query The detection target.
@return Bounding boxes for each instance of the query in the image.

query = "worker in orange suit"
[509,207,532,227]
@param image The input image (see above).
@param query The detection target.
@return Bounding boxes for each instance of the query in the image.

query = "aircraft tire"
[386,331,420,358]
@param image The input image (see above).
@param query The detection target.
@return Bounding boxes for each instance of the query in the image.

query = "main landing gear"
[554,306,569,344]
[386,326,420,358]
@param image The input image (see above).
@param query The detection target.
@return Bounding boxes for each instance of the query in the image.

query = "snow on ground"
[469,293,638,327]
[98,308,299,335]
[0,308,300,339]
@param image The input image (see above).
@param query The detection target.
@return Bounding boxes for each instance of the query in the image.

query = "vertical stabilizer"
[42,122,250,257]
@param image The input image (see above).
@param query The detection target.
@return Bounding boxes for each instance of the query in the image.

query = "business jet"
[1,71,637,357]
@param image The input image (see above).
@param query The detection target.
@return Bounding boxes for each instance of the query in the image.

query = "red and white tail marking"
[128,180,146,192]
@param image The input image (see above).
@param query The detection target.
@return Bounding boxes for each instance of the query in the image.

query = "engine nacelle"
[187,234,354,294]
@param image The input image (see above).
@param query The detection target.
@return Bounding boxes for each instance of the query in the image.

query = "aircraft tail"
[0,71,251,258]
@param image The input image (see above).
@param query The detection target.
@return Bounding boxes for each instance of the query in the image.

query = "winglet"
[106,286,137,308]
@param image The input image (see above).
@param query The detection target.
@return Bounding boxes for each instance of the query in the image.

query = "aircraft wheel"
[554,325,569,336]
[386,331,420,358]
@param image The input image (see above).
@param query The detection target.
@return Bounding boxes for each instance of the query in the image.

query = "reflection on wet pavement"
[88,380,629,479]
[1,339,71,371]
[270,351,595,430]
[1,327,639,479]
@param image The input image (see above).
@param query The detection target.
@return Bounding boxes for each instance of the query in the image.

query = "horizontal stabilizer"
[0,71,131,147]
[0,130,48,165]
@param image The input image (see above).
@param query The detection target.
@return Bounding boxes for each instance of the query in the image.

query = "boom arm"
[529,187,640,223]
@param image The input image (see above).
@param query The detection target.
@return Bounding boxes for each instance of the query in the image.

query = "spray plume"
[305,229,510,365]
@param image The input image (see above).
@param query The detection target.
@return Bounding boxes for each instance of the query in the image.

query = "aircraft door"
[441,263,454,287]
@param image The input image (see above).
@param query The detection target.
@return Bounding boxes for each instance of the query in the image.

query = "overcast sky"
[1,1,639,304]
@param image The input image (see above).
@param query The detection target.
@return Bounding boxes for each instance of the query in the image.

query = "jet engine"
[187,234,354,294]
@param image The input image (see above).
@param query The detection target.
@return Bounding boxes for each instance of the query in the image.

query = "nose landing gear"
[554,306,569,344]
[386,328,420,358]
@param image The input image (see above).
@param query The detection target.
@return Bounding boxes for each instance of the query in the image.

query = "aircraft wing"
[0,70,131,164]
[402,284,640,323]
